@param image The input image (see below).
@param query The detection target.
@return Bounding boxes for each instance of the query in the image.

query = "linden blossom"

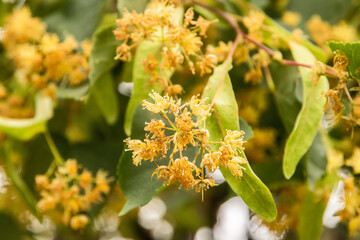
[113,0,218,95]
[124,91,248,196]
[35,159,113,230]
[2,7,91,91]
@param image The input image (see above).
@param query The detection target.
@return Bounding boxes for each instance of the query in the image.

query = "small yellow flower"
[142,91,172,113]
[281,11,301,27]
[36,159,112,230]
[70,215,89,230]
[201,152,221,173]
[346,148,360,174]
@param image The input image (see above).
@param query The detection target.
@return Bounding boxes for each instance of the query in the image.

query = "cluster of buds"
[113,0,218,93]
[2,7,91,94]
[35,159,112,230]
[125,92,248,198]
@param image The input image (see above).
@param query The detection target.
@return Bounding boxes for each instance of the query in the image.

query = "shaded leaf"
[328,41,360,80]
[44,0,105,41]
[89,13,118,86]
[283,41,329,179]
[89,13,119,125]
[270,53,302,133]
[0,94,53,140]
[3,142,39,219]
[239,117,254,141]
[118,105,167,215]
[298,190,326,240]
[91,73,119,125]
[305,132,327,189]
[202,60,277,221]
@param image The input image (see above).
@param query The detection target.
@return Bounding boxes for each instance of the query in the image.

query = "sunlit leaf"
[202,59,277,221]
[0,94,53,141]
[328,41,360,80]
[124,40,172,136]
[283,41,329,179]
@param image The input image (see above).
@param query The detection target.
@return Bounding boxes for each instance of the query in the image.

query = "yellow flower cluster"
[35,159,112,230]
[113,0,217,93]
[306,15,356,49]
[2,7,91,91]
[243,10,266,45]
[125,92,248,196]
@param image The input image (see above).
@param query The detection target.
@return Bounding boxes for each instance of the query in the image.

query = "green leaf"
[124,40,172,136]
[202,60,277,221]
[298,190,326,240]
[118,105,167,215]
[3,142,39,219]
[89,13,118,86]
[0,94,53,141]
[328,41,360,80]
[239,117,253,141]
[44,0,106,41]
[117,0,148,16]
[283,41,329,179]
[91,73,119,125]
[89,14,119,125]
[270,53,302,133]
[305,132,327,189]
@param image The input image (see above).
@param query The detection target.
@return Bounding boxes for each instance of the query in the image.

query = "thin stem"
[344,85,354,104]
[161,111,177,130]
[44,129,64,166]
[45,160,57,177]
[263,65,275,93]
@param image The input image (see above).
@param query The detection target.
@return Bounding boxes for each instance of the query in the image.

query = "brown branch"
[192,0,341,79]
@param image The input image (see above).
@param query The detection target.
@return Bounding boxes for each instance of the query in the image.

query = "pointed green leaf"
[0,94,53,140]
[328,41,360,80]
[124,40,172,136]
[202,60,277,221]
[283,41,329,179]
[89,14,119,124]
